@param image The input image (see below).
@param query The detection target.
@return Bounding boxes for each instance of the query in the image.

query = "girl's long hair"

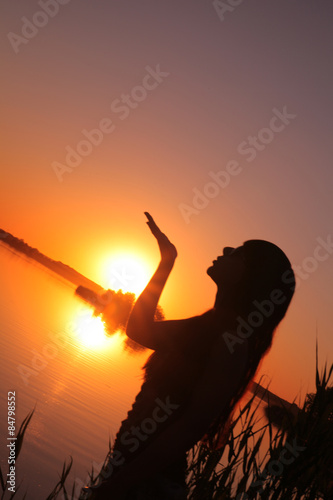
[206,239,296,447]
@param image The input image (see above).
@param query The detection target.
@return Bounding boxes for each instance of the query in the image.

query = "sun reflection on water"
[72,307,119,349]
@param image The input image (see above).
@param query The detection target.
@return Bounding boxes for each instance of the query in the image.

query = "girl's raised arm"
[126,213,179,349]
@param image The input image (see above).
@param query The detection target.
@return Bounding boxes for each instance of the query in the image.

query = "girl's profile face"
[207,246,246,287]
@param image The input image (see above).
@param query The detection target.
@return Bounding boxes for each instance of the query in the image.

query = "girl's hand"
[144,212,177,265]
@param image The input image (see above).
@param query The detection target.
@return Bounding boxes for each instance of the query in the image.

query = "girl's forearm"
[125,259,174,346]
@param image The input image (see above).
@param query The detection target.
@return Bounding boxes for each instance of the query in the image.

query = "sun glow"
[73,308,108,348]
[104,254,151,296]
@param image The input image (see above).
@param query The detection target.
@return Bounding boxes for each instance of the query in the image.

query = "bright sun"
[104,254,151,296]
[71,254,152,350]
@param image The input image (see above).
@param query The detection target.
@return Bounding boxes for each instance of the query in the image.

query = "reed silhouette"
[81,213,295,500]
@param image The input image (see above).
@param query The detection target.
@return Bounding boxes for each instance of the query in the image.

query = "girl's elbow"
[125,322,138,341]
[125,323,157,350]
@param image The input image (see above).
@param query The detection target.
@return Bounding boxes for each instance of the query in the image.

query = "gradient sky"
[1,0,333,402]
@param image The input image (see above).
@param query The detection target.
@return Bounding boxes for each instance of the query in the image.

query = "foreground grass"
[186,361,333,499]
[2,355,332,499]
[0,409,34,500]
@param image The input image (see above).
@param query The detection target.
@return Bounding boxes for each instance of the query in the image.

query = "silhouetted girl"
[83,213,295,499]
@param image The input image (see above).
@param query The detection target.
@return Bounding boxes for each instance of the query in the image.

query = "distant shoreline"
[0,228,104,294]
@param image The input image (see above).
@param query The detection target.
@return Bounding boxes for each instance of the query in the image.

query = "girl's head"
[205,240,295,447]
[207,239,295,327]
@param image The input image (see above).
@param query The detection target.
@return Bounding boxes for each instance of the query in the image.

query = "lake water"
[0,243,269,500]
[0,244,150,499]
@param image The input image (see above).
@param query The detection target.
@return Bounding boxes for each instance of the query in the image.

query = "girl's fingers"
[144,211,153,223]
[144,211,152,218]
[144,212,162,236]
[144,212,158,228]
[143,212,177,260]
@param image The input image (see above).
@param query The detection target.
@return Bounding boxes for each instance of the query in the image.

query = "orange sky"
[1,1,333,403]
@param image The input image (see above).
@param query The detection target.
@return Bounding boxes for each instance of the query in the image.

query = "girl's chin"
[206,266,215,277]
